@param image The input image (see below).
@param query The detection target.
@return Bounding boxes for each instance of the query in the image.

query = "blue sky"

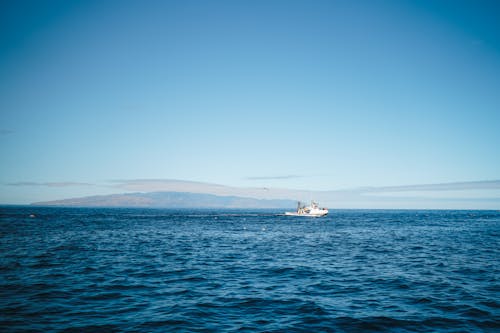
[1,0,499,207]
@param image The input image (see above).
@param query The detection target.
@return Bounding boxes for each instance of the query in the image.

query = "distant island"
[32,191,296,209]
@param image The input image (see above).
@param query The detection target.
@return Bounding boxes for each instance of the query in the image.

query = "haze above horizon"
[1,0,499,208]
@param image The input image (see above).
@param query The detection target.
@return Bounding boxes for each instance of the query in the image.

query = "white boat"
[285,201,328,217]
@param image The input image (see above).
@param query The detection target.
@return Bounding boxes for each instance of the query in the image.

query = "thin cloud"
[107,178,302,199]
[109,178,226,189]
[110,178,212,185]
[7,181,94,187]
[7,178,498,209]
[109,178,500,198]
[246,175,303,181]
[362,180,500,193]
[108,178,230,193]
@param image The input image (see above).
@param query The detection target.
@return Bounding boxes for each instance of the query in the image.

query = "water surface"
[1,207,499,332]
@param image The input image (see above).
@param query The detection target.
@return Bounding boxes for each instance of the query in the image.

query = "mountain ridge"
[31,191,296,209]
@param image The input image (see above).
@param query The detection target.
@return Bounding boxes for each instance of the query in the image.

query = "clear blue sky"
[1,0,499,206]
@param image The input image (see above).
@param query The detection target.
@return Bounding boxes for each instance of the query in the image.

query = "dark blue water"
[1,207,499,332]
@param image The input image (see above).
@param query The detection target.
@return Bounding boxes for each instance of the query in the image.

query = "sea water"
[1,207,499,332]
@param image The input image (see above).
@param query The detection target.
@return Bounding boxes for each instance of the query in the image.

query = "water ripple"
[0,207,499,332]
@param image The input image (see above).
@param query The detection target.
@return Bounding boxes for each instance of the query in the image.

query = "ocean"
[1,207,499,332]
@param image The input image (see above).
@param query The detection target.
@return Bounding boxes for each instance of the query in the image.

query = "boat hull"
[284,211,328,217]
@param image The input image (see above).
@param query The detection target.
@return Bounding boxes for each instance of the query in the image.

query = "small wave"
[135,319,191,330]
[459,305,492,318]
[59,324,121,332]
[481,300,500,309]
[80,292,124,301]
